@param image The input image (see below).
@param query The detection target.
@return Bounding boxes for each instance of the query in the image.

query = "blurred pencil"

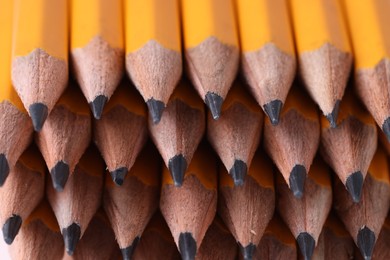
[236,0,296,124]
[264,85,320,198]
[379,129,390,155]
[372,214,390,260]
[160,142,218,260]
[208,81,263,186]
[181,0,239,119]
[94,81,148,185]
[149,79,205,187]
[0,145,45,245]
[218,149,274,259]
[104,142,160,260]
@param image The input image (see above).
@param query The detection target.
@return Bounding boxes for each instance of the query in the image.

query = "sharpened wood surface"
[372,214,390,260]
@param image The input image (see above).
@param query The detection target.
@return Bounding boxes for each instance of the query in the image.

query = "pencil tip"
[239,243,256,260]
[297,232,315,260]
[357,226,375,260]
[110,167,128,186]
[382,117,390,142]
[205,92,223,120]
[90,95,108,120]
[229,160,247,186]
[29,103,48,131]
[50,161,69,192]
[325,100,340,128]
[168,154,187,187]
[263,100,282,125]
[179,232,197,260]
[0,154,10,186]
[346,171,364,203]
[146,98,165,124]
[63,223,81,256]
[120,237,140,260]
[289,165,306,199]
[2,215,22,245]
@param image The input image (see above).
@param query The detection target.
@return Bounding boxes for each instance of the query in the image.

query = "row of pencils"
[1,0,390,259]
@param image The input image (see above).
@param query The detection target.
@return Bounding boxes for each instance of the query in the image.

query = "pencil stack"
[1,0,390,259]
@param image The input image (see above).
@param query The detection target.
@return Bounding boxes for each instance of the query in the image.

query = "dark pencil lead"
[63,223,81,256]
[121,237,140,260]
[289,164,306,199]
[29,103,48,132]
[325,100,340,128]
[229,160,247,186]
[179,232,197,260]
[0,154,10,186]
[110,167,128,186]
[90,95,108,120]
[346,171,364,203]
[168,154,187,187]
[146,98,165,124]
[205,92,223,120]
[2,215,22,245]
[357,226,375,260]
[239,242,256,260]
[263,100,282,126]
[297,232,315,260]
[382,117,390,143]
[50,161,70,192]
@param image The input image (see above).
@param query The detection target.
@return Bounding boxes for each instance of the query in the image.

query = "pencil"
[149,79,205,187]
[196,216,238,260]
[333,145,390,260]
[312,213,355,260]
[181,0,239,119]
[255,214,297,260]
[264,85,320,198]
[36,84,91,191]
[94,80,148,185]
[160,142,218,260]
[0,145,45,245]
[0,0,33,185]
[208,81,263,186]
[125,0,182,124]
[47,145,104,256]
[132,212,181,260]
[372,213,390,260]
[290,0,352,127]
[9,200,64,260]
[277,156,332,260]
[11,0,68,131]
[218,149,274,259]
[103,142,160,260]
[236,0,296,124]
[71,0,124,119]
[320,89,377,203]
[343,0,390,141]
[379,129,390,155]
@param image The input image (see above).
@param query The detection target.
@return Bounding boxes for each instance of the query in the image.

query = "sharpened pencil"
[372,213,390,260]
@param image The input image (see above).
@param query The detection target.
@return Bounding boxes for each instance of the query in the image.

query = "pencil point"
[2,215,22,245]
[168,154,187,187]
[325,100,340,128]
[263,100,282,125]
[146,98,165,124]
[90,95,108,120]
[346,171,364,203]
[110,167,128,186]
[0,154,10,186]
[121,237,140,260]
[29,103,48,131]
[382,117,390,142]
[179,232,197,260]
[239,243,256,260]
[357,226,375,260]
[297,232,315,260]
[50,161,69,192]
[289,165,306,199]
[205,92,223,120]
[229,160,247,186]
[63,223,81,256]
